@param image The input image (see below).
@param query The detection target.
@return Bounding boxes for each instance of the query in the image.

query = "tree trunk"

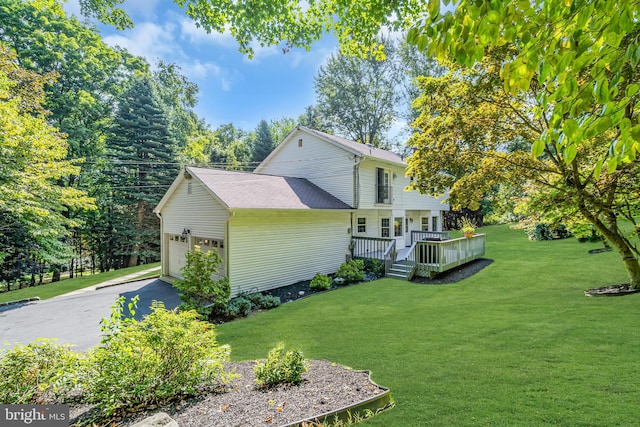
[587,215,640,289]
[128,201,146,267]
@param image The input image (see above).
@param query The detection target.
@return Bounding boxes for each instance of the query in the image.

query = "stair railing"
[382,240,397,276]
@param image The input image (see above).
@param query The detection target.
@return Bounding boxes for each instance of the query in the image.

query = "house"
[154,126,450,295]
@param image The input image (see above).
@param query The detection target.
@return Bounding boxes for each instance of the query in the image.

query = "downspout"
[155,211,166,277]
[353,155,363,209]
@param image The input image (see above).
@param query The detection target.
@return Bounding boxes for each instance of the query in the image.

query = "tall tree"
[105,74,177,267]
[269,117,297,145]
[315,41,400,147]
[408,46,640,289]
[297,105,332,133]
[152,60,205,158]
[0,45,94,286]
[251,119,275,163]
[0,0,144,162]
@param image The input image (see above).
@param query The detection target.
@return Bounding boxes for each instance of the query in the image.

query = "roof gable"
[255,126,405,173]
[184,167,352,210]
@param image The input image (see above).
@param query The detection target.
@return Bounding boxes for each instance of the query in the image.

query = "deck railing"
[351,236,396,275]
[410,230,452,244]
[413,234,486,278]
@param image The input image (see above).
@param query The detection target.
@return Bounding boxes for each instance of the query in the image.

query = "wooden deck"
[352,234,486,280]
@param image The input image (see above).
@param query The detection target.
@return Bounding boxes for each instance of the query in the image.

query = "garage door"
[168,234,189,278]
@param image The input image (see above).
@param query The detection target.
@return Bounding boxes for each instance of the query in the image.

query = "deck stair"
[386,260,415,281]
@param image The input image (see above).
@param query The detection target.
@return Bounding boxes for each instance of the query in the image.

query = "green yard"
[0,263,160,304]
[218,225,640,426]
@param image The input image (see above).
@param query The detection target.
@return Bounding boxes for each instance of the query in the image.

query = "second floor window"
[376,167,390,204]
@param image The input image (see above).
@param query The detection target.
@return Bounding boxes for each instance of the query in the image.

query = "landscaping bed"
[70,360,390,426]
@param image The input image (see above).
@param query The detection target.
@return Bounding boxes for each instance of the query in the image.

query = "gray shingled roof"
[187,167,353,210]
[298,126,405,165]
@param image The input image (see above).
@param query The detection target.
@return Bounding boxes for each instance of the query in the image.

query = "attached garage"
[154,167,353,295]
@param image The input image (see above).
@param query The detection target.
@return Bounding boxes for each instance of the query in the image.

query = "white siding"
[160,178,229,238]
[227,210,351,295]
[357,159,447,211]
[257,129,355,206]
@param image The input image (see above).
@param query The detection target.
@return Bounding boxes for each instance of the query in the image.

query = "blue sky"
[63,0,338,132]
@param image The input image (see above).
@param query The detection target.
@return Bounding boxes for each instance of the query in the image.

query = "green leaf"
[532,138,545,158]
[564,144,577,163]
[607,157,618,173]
[626,83,640,98]
[428,0,440,20]
[593,158,604,180]
[563,119,579,140]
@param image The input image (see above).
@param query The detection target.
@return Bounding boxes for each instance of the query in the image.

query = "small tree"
[173,246,230,318]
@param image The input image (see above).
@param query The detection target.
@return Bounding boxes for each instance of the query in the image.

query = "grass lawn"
[217,225,640,426]
[0,262,160,304]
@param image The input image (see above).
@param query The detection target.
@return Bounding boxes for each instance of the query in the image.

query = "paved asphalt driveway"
[0,279,181,351]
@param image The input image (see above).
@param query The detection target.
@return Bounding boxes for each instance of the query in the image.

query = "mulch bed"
[584,284,640,297]
[70,360,387,427]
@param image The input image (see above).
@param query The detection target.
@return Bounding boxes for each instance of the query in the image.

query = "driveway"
[0,279,181,352]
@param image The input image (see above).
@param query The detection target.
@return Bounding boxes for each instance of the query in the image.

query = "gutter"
[353,155,363,209]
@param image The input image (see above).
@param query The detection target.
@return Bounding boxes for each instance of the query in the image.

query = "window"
[187,182,192,195]
[405,218,409,233]
[381,218,390,237]
[298,138,303,147]
[394,217,403,237]
[376,168,390,204]
[421,217,429,231]
[357,217,366,233]
[432,216,439,232]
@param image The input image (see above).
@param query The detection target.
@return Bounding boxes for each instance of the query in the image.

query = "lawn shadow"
[411,258,494,285]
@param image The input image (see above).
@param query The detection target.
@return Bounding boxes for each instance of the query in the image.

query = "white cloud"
[103,21,182,62]
[178,17,236,47]
[178,60,232,91]
[122,0,162,20]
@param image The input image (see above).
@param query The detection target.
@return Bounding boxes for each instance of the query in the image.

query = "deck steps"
[386,261,415,281]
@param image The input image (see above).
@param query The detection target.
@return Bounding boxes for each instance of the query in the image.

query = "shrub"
[173,245,230,318]
[335,259,365,283]
[0,339,82,404]
[363,258,385,278]
[244,292,281,309]
[525,223,571,241]
[84,297,235,418]
[225,295,254,318]
[254,343,309,389]
[310,273,332,291]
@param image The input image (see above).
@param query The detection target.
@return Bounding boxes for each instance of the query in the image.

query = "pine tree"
[251,119,274,164]
[105,74,177,267]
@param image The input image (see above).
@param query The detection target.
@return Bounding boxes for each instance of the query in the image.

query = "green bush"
[335,259,365,283]
[525,223,571,241]
[244,292,281,309]
[254,343,309,389]
[0,339,82,404]
[173,246,230,318]
[363,258,385,277]
[225,295,254,318]
[310,273,332,291]
[85,297,235,418]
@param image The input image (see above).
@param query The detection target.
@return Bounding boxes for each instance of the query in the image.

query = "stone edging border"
[283,368,394,427]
